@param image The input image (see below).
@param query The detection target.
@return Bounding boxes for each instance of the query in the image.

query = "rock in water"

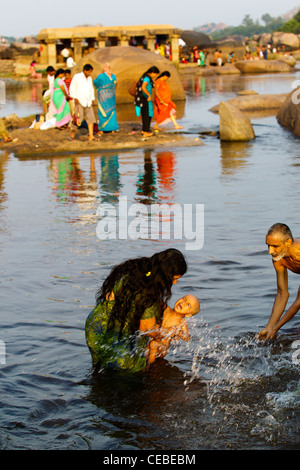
[219,101,255,142]
[234,60,293,74]
[277,87,300,137]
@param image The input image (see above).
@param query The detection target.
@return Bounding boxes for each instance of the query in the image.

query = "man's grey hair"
[267,223,294,241]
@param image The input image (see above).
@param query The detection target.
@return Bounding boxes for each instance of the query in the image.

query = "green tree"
[242,14,255,28]
[280,9,300,33]
[261,13,273,25]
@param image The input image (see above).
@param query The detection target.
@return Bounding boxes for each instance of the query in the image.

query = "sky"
[1,0,300,37]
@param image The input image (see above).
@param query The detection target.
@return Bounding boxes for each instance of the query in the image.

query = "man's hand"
[265,327,278,340]
[257,328,268,340]
[257,327,277,341]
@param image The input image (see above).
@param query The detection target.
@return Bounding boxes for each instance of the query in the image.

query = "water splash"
[166,315,300,445]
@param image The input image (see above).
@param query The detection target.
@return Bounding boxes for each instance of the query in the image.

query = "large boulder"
[216,35,244,48]
[214,64,241,75]
[234,59,293,73]
[219,101,255,141]
[73,46,185,104]
[277,87,300,137]
[259,33,272,46]
[272,32,300,51]
[180,30,214,48]
[210,92,289,114]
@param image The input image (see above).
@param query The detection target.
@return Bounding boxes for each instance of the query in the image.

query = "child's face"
[174,295,200,317]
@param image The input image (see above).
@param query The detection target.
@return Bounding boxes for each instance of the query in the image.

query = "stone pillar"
[46,39,57,66]
[146,34,156,52]
[39,41,48,65]
[120,32,129,47]
[170,32,181,64]
[73,35,82,63]
[97,33,106,48]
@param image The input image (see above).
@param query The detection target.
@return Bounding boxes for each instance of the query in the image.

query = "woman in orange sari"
[154,71,183,130]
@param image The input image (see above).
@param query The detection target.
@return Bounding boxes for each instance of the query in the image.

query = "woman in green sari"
[50,68,71,129]
[85,248,187,372]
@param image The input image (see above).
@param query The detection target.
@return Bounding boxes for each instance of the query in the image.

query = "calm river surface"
[0,70,299,450]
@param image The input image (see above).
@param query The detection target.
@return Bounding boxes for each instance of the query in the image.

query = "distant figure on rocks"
[258,223,300,340]
[29,60,42,79]
[66,55,76,69]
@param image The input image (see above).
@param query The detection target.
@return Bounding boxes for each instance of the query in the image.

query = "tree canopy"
[207,13,285,39]
[280,10,300,33]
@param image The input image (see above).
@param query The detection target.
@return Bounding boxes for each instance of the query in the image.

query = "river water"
[0,70,299,451]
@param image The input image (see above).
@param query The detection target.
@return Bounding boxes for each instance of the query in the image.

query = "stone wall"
[0,60,15,74]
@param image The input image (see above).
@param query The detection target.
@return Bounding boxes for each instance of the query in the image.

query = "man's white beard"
[272,251,286,262]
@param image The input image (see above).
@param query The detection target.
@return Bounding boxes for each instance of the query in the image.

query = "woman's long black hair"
[96,248,187,334]
[157,70,171,79]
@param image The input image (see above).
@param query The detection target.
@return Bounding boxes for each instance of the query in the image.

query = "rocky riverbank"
[0,115,203,157]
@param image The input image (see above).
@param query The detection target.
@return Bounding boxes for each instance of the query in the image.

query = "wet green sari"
[85,279,160,372]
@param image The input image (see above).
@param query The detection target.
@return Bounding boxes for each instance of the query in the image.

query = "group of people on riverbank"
[42,63,114,141]
[38,62,183,140]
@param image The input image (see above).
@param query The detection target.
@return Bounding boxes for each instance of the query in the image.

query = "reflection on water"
[220,141,252,176]
[100,155,121,204]
[0,72,300,450]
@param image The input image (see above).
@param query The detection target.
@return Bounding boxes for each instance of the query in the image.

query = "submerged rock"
[219,101,255,142]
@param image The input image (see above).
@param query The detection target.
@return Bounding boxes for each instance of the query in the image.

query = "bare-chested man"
[258,223,300,340]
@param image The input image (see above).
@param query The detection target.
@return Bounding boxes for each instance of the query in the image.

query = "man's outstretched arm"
[258,263,289,339]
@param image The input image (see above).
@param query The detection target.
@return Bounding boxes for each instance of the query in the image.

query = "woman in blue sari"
[94,63,119,133]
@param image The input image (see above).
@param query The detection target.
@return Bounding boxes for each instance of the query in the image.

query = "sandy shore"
[0,116,203,157]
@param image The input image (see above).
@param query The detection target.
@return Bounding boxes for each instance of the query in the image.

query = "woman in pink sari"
[50,69,71,129]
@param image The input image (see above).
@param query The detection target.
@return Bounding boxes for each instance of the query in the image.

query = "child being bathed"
[147,294,200,365]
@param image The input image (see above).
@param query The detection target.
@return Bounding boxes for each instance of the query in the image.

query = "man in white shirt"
[69,64,98,141]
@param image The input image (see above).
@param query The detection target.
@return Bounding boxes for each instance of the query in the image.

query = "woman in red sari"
[154,71,183,130]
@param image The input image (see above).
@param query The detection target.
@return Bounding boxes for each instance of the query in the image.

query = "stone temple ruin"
[37,24,182,65]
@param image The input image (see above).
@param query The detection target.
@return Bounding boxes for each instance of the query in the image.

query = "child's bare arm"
[173,321,190,342]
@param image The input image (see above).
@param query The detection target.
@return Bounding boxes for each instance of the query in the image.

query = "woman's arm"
[142,79,152,101]
[155,87,167,106]
[139,317,162,340]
